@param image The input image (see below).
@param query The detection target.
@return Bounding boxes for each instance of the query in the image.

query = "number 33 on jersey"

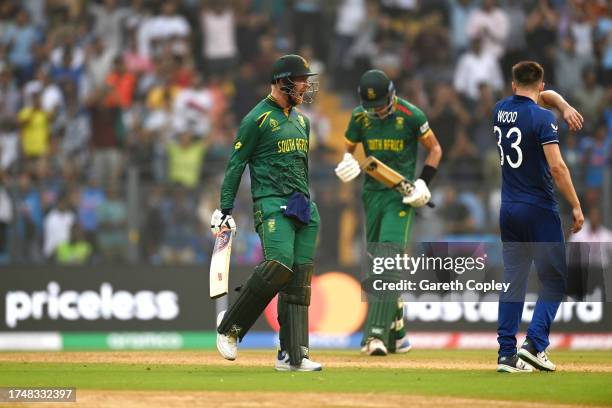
[493,94,560,211]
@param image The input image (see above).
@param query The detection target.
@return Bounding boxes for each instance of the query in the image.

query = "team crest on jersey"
[298,115,306,129]
[367,88,376,100]
[395,116,404,130]
[267,218,276,233]
[399,210,407,217]
[269,118,280,131]
[234,141,242,150]
[355,112,372,129]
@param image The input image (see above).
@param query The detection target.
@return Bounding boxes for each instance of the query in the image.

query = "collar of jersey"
[512,94,535,104]
[266,94,293,116]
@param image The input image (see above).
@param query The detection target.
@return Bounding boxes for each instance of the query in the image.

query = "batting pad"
[218,261,292,340]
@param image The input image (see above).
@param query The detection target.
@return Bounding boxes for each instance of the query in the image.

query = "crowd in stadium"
[0,0,610,265]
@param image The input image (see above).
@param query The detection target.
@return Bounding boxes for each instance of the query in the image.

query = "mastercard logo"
[264,272,367,334]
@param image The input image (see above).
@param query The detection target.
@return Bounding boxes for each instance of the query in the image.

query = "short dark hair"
[512,61,544,87]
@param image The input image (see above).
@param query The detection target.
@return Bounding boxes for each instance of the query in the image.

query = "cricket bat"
[209,229,234,299]
[361,156,435,208]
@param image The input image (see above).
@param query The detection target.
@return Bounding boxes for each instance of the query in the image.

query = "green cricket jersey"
[220,95,311,209]
[345,96,431,192]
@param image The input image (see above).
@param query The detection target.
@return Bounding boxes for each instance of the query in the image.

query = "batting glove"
[335,153,361,183]
[402,179,431,208]
[211,209,237,236]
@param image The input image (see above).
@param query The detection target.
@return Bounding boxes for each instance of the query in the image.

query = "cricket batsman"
[335,69,442,356]
[212,54,322,371]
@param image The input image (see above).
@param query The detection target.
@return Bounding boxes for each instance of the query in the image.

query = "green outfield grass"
[0,350,611,406]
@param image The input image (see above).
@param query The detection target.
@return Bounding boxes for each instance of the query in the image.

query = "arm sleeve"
[344,112,363,144]
[219,116,259,209]
[536,109,560,145]
[410,106,431,137]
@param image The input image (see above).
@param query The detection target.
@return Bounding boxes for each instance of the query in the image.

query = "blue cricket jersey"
[493,95,560,211]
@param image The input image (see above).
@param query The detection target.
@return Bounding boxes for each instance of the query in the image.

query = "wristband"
[221,208,233,215]
[419,165,437,186]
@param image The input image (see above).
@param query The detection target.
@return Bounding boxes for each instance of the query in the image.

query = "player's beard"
[289,91,304,106]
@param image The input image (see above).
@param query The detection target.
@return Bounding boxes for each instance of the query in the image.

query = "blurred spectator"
[446,126,483,185]
[453,37,504,103]
[330,0,367,91]
[292,0,327,60]
[141,185,164,263]
[122,29,154,74]
[159,186,199,264]
[127,118,155,180]
[472,82,497,151]
[18,90,51,173]
[78,178,105,249]
[1,8,42,84]
[172,74,213,137]
[167,131,207,189]
[144,87,174,182]
[56,82,90,171]
[89,0,129,55]
[56,223,92,264]
[43,192,75,259]
[234,0,268,64]
[0,66,21,120]
[428,82,470,151]
[439,187,475,234]
[554,34,593,95]
[572,67,605,132]
[501,0,528,75]
[598,5,612,85]
[138,0,189,59]
[233,63,260,121]
[580,121,612,209]
[525,0,559,80]
[86,87,125,186]
[84,37,116,94]
[570,207,612,272]
[49,45,84,92]
[448,0,477,56]
[96,184,128,262]
[0,171,12,256]
[24,67,64,117]
[15,173,43,261]
[0,118,18,173]
[569,5,595,60]
[201,1,237,75]
[105,56,136,108]
[465,0,509,59]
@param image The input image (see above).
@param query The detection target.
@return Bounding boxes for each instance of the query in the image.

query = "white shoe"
[497,354,534,373]
[216,311,237,361]
[362,338,388,356]
[394,335,412,353]
[518,339,556,371]
[275,350,322,372]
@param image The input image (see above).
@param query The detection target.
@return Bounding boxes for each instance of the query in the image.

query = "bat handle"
[427,201,435,208]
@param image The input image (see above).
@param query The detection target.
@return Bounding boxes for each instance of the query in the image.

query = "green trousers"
[362,190,415,349]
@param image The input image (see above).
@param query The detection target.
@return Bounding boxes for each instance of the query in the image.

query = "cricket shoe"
[392,335,412,353]
[497,354,534,373]
[361,337,388,356]
[518,338,556,371]
[216,311,237,361]
[275,350,322,372]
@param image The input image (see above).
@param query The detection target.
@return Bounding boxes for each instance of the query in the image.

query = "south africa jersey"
[345,97,431,192]
[220,96,311,209]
